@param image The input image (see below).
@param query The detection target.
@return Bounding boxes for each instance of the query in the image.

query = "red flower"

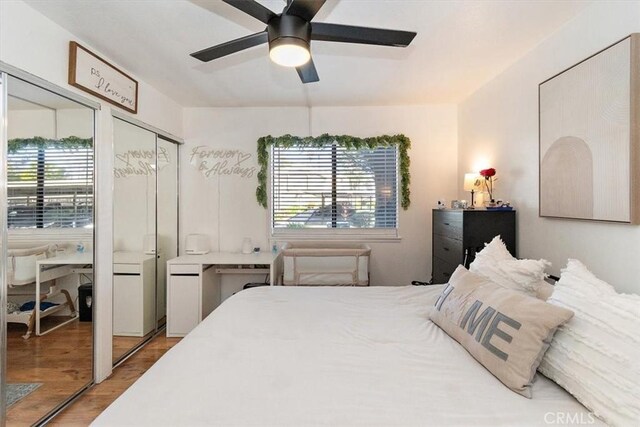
[480,168,496,178]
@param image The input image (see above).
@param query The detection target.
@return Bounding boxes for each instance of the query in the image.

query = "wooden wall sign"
[68,41,138,114]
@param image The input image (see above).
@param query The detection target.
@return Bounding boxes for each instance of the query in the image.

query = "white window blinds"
[7,145,94,229]
[272,144,398,230]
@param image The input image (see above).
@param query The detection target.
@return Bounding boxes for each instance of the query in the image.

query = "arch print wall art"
[539,34,640,224]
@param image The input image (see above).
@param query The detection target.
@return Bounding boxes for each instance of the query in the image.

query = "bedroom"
[0,0,638,426]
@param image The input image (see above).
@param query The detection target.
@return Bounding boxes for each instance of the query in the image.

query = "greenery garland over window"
[8,136,93,154]
[256,133,411,210]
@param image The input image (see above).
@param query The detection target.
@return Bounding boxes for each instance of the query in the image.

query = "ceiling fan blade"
[222,0,276,24]
[311,22,416,47]
[191,31,268,62]
[284,0,326,21]
[296,58,319,84]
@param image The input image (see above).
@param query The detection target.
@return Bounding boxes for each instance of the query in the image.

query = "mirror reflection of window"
[7,118,93,230]
[4,75,95,425]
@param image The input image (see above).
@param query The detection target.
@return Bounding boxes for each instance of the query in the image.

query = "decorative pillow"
[469,235,553,299]
[538,259,640,427]
[430,265,573,397]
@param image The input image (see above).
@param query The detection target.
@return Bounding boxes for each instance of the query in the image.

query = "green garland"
[256,133,411,209]
[8,136,93,154]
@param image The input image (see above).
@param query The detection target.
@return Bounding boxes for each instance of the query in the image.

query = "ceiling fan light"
[269,38,310,67]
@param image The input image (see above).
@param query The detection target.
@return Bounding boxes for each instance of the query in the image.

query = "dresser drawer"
[433,234,463,266]
[432,257,459,285]
[433,211,463,239]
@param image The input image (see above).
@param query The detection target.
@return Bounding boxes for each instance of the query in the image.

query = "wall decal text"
[114,146,170,178]
[190,146,256,179]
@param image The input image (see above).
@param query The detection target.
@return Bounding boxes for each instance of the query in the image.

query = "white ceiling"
[24,0,591,107]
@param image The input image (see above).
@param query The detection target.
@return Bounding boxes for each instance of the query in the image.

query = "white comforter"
[94,286,601,426]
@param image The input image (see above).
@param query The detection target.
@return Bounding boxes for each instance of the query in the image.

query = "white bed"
[94,285,601,426]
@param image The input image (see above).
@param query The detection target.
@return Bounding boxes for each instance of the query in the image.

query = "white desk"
[166,251,282,337]
[36,252,93,336]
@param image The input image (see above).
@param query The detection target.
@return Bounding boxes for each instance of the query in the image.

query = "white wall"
[7,110,55,139]
[0,0,184,138]
[9,108,93,140]
[182,105,458,296]
[457,2,640,293]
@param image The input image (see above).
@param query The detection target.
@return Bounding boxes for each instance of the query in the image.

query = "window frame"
[268,144,401,241]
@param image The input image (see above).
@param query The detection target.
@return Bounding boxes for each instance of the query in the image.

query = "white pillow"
[469,236,552,299]
[538,259,640,427]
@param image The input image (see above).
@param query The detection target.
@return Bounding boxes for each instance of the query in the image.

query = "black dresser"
[431,209,516,284]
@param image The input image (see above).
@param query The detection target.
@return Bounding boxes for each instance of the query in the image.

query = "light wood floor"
[6,318,178,426]
[112,333,155,363]
[50,334,180,426]
[6,318,93,427]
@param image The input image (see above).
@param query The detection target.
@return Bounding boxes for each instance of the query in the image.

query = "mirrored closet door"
[112,118,157,363]
[156,137,178,329]
[112,118,179,365]
[1,73,96,425]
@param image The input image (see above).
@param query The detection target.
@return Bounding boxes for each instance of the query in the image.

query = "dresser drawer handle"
[444,222,450,226]
[443,247,450,251]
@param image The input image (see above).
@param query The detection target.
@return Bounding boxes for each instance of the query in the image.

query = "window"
[271,144,398,233]
[7,143,94,229]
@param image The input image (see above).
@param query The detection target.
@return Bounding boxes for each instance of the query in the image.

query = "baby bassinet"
[281,241,371,286]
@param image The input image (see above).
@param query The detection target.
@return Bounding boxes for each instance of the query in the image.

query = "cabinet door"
[167,275,200,337]
[113,275,142,336]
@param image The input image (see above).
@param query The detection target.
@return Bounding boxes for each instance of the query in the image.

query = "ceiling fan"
[190,0,417,83]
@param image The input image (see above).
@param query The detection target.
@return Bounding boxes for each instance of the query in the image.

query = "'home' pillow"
[538,259,640,427]
[469,235,553,299]
[430,265,573,397]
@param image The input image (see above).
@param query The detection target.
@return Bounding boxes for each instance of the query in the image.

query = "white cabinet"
[167,273,200,336]
[113,252,156,337]
[167,263,220,337]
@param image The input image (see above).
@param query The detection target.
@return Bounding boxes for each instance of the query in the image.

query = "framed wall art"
[68,41,138,114]
[539,33,639,224]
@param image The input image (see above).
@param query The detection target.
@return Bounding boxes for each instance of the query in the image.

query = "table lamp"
[463,173,482,208]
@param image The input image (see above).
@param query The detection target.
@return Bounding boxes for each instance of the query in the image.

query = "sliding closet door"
[156,137,178,328]
[4,74,95,425]
[0,71,8,427]
[112,118,157,364]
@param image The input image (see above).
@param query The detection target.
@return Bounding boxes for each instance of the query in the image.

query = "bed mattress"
[93,285,600,426]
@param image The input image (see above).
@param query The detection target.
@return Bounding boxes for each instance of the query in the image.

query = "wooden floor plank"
[6,317,178,426]
[6,319,93,426]
[49,334,179,426]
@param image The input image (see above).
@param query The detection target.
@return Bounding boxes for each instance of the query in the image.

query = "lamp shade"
[463,173,482,191]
